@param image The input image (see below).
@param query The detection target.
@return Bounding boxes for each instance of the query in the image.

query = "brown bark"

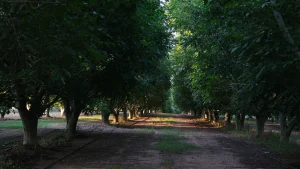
[60,106,65,116]
[209,110,213,122]
[236,112,245,130]
[213,111,219,122]
[66,113,79,139]
[113,110,119,123]
[255,114,267,138]
[1,113,4,118]
[65,99,82,139]
[122,107,127,121]
[279,111,298,142]
[129,109,134,119]
[45,108,50,117]
[102,112,110,124]
[140,109,144,117]
[16,89,44,147]
[225,112,231,126]
[133,109,137,117]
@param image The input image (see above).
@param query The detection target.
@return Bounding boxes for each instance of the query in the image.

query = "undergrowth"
[153,128,199,153]
[0,130,68,169]
[222,124,300,153]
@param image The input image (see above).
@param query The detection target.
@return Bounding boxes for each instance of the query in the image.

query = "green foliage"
[168,0,300,137]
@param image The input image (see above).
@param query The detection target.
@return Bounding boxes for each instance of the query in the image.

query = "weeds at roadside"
[0,130,69,169]
[223,125,300,153]
[39,130,68,149]
[153,128,199,153]
[161,159,175,167]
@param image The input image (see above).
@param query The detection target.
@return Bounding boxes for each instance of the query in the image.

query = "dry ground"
[24,113,300,169]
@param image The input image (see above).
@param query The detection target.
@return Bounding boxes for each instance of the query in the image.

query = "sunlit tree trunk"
[113,110,119,123]
[46,108,50,117]
[60,106,65,116]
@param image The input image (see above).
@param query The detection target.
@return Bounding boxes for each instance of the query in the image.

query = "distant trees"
[168,0,300,142]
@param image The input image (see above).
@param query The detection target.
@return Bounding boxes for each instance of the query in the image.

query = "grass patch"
[153,129,199,153]
[0,115,104,129]
[263,134,300,153]
[161,159,175,167]
[0,118,65,129]
[225,127,300,153]
[39,130,68,148]
[134,128,155,134]
[79,115,102,122]
[0,130,68,169]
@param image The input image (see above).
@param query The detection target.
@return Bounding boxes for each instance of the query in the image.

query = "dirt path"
[36,113,296,169]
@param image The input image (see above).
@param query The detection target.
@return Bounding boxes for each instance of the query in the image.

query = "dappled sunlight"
[120,113,218,130]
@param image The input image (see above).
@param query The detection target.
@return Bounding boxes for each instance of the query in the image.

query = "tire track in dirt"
[42,117,150,169]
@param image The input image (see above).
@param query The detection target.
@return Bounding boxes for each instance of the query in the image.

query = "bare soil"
[26,113,299,169]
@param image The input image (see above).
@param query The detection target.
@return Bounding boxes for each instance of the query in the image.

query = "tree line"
[168,0,300,142]
[0,0,170,146]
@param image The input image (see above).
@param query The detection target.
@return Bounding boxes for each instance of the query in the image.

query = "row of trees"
[168,0,300,142]
[0,0,170,146]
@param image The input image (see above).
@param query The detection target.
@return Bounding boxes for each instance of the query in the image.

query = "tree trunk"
[63,99,71,122]
[123,107,127,121]
[102,112,110,124]
[65,99,82,139]
[209,110,213,122]
[207,110,211,121]
[66,113,79,139]
[140,109,144,117]
[225,112,231,126]
[129,109,134,120]
[240,112,245,129]
[236,112,241,130]
[255,115,267,138]
[19,109,38,147]
[1,113,4,118]
[133,109,137,117]
[214,111,219,122]
[60,106,65,116]
[46,108,50,117]
[279,111,289,142]
[22,116,38,147]
[279,111,298,142]
[113,110,119,123]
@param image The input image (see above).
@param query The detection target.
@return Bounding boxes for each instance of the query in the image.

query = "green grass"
[263,134,300,153]
[161,159,175,167]
[134,128,155,134]
[153,129,199,153]
[0,115,104,129]
[79,115,102,122]
[225,127,300,153]
[0,118,65,129]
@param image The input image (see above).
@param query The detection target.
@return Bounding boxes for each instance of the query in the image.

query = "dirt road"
[35,113,297,169]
